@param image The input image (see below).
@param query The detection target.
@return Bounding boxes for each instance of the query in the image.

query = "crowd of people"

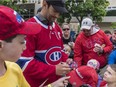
[0,0,116,87]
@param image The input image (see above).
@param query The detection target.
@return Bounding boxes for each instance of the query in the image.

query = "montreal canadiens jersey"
[17,16,68,87]
[21,16,68,65]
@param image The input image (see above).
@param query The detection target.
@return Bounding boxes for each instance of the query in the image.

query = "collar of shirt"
[36,13,53,25]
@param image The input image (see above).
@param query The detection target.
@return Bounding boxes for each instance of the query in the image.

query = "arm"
[23,59,58,86]
[74,36,83,67]
[23,59,71,86]
[44,76,70,87]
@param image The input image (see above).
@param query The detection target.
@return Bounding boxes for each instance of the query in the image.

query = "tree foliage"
[111,22,116,29]
[0,0,17,10]
[0,0,27,16]
[58,0,109,26]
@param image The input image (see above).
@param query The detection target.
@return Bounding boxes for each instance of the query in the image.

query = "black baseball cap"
[45,0,68,13]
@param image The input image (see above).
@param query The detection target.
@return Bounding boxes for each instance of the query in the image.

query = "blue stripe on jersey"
[16,58,31,69]
[34,53,46,63]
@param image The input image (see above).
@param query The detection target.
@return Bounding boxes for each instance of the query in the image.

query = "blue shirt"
[108,50,116,64]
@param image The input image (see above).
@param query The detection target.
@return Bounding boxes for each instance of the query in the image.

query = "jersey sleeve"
[23,59,60,86]
[74,35,83,67]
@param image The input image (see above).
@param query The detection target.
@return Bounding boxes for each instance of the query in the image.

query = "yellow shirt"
[0,61,30,87]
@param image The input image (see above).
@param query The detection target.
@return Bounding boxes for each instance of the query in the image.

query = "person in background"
[100,64,116,87]
[63,44,72,57]
[62,23,75,59]
[74,17,113,68]
[110,29,116,50]
[104,30,112,39]
[62,23,75,46]
[107,29,116,64]
[18,0,73,87]
[108,50,116,64]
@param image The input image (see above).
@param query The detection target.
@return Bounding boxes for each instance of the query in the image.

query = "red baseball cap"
[68,66,98,87]
[0,5,41,40]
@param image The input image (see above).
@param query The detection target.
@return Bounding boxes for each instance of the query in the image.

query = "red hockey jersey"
[21,16,68,87]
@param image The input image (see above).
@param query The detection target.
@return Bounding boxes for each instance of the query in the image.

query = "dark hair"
[4,35,17,42]
[113,29,116,33]
[46,1,51,8]
[104,30,111,34]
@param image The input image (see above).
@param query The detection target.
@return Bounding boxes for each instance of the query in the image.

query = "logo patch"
[14,11,24,23]
[45,47,62,65]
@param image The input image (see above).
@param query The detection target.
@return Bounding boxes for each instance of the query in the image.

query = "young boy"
[100,64,116,87]
[68,59,101,87]
[0,5,41,87]
[0,5,70,87]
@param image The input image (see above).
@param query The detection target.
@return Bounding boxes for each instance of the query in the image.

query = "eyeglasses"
[63,28,70,31]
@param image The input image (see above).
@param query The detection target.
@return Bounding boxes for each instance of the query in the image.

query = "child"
[0,5,70,87]
[0,5,42,87]
[63,44,72,56]
[68,65,98,87]
[100,64,116,87]
[87,59,103,87]
[68,59,101,87]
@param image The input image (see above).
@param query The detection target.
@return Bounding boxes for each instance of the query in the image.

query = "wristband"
[47,84,52,87]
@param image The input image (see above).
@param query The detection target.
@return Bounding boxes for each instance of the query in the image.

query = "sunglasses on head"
[63,28,70,31]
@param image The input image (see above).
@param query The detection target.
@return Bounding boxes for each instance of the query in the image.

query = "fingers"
[56,62,71,75]
[59,76,70,86]
[60,76,70,80]
[51,76,70,87]
[66,59,73,65]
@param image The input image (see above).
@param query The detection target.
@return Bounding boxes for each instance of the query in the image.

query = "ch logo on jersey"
[45,47,62,65]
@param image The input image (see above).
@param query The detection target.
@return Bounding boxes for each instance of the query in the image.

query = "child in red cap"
[68,65,98,87]
[0,5,41,87]
[68,59,101,87]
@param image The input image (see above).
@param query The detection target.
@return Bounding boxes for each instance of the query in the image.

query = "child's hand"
[51,76,70,87]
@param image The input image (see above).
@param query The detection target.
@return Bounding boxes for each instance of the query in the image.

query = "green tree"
[0,0,18,10]
[111,22,116,29]
[58,0,109,27]
[0,0,27,17]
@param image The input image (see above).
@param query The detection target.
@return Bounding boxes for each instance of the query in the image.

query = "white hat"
[81,18,94,30]
[87,59,100,70]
